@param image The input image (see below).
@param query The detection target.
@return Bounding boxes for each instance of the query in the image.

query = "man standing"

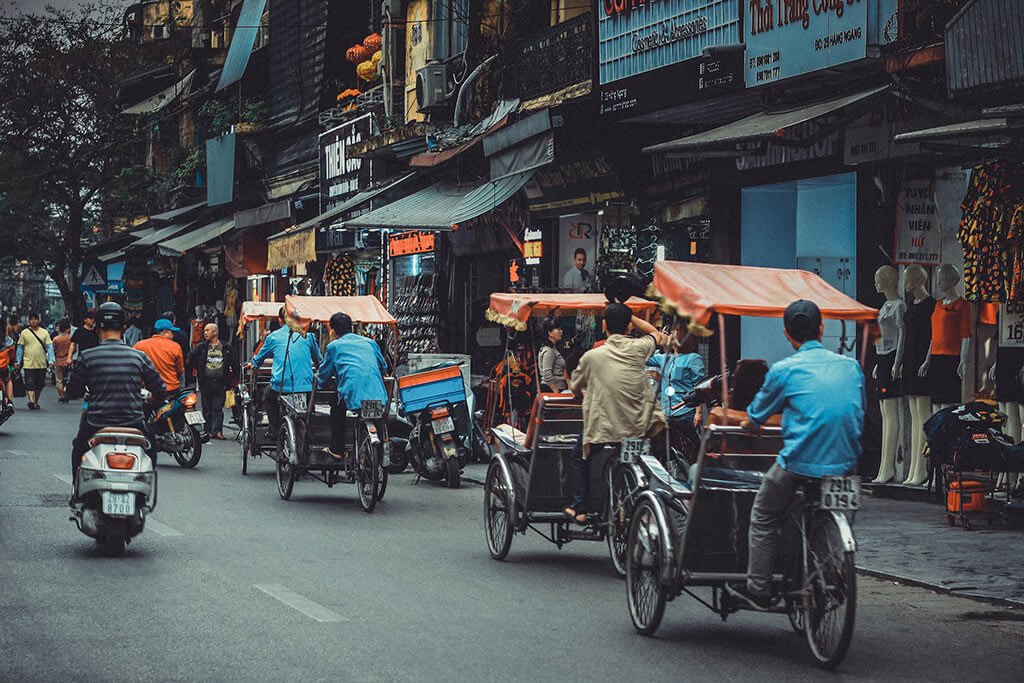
[123,316,143,347]
[564,303,667,523]
[15,312,54,410]
[161,310,190,358]
[52,320,73,403]
[187,323,237,440]
[134,319,185,393]
[728,300,865,609]
[67,311,99,364]
[561,248,592,292]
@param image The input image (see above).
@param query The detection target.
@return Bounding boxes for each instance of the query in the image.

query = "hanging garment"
[323,255,357,296]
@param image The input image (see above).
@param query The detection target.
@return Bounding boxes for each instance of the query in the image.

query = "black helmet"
[97,301,125,330]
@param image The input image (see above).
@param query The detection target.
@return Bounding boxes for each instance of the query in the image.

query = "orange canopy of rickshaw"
[486,292,657,330]
[284,295,396,328]
[652,261,878,325]
[237,301,283,333]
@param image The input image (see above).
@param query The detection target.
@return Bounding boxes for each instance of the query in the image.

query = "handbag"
[224,389,236,409]
[11,368,26,398]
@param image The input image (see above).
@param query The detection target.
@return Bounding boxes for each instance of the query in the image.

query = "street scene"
[3,0,1024,680]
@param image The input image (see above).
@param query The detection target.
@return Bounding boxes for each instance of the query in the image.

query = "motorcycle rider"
[728,299,864,609]
[65,302,165,500]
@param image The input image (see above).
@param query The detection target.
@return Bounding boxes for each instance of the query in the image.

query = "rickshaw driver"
[244,307,322,438]
[729,299,865,610]
[317,312,389,461]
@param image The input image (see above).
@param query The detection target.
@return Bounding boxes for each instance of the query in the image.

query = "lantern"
[346,44,371,64]
[371,50,383,66]
[363,32,382,52]
[356,60,378,82]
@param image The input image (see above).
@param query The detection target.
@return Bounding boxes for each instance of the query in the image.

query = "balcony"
[500,13,592,103]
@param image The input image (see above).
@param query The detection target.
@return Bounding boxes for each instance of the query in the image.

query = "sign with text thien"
[597,0,742,120]
[319,114,378,217]
[894,180,940,266]
[389,230,435,257]
[745,0,877,87]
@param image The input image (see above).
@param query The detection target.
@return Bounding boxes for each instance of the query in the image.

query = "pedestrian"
[52,320,73,403]
[538,318,568,392]
[188,322,237,440]
[123,316,143,347]
[162,310,190,359]
[67,311,99,363]
[15,312,55,410]
[0,316,16,411]
[134,319,185,392]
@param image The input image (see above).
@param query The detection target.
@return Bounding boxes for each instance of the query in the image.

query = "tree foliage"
[0,4,154,317]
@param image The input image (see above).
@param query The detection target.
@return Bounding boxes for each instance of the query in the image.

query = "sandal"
[563,507,588,525]
[323,447,345,461]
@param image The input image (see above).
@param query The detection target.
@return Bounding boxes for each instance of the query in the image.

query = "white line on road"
[254,584,349,623]
[53,474,183,536]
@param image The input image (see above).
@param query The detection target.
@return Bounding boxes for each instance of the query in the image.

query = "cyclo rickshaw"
[483,292,669,576]
[272,295,399,512]
[623,261,876,669]
[236,300,285,474]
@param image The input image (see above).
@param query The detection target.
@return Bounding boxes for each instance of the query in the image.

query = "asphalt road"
[1,393,1022,682]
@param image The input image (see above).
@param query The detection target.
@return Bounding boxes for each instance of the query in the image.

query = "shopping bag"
[224,389,236,409]
[11,369,26,398]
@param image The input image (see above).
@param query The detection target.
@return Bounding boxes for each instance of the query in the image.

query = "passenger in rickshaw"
[537,318,568,393]
[317,312,388,461]
[244,307,322,438]
[728,300,865,609]
[647,318,704,457]
[564,303,668,524]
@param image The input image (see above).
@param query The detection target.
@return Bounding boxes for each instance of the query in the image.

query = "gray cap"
[783,299,821,337]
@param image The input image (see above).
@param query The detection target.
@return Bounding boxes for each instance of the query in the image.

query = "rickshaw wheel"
[355,421,380,513]
[484,460,514,560]
[240,404,255,474]
[608,465,638,578]
[787,599,805,634]
[804,515,856,669]
[276,421,297,500]
[376,461,388,500]
[626,500,668,636]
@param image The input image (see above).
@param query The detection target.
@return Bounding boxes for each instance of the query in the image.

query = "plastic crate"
[947,480,987,514]
[397,364,467,415]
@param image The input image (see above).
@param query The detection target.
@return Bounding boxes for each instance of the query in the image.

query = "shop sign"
[523,238,543,265]
[844,103,947,165]
[735,118,840,170]
[389,230,435,257]
[319,114,378,215]
[893,180,940,266]
[745,0,890,87]
[597,0,743,120]
[559,214,598,292]
[1000,303,1024,348]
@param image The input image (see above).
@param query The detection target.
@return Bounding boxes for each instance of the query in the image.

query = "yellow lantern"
[356,60,378,82]
[371,50,383,66]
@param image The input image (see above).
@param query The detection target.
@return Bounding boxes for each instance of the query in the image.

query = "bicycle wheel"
[240,405,254,474]
[804,514,857,669]
[626,499,668,636]
[276,422,296,500]
[484,459,514,560]
[607,464,638,578]
[355,421,380,513]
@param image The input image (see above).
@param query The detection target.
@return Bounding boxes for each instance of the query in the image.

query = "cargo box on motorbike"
[397,364,466,415]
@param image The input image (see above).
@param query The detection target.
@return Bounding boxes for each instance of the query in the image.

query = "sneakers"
[724,582,777,611]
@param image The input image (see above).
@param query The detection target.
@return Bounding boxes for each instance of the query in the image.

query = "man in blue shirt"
[317,312,388,460]
[729,300,864,609]
[246,307,322,438]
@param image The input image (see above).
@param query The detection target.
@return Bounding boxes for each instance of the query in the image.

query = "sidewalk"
[461,462,1024,607]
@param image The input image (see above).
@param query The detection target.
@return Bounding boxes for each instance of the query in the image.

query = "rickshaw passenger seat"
[708,406,782,427]
[527,393,582,450]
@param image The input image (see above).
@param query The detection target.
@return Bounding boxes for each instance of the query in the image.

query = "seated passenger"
[647,319,704,455]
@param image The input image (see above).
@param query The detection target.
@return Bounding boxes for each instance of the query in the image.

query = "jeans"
[71,414,156,478]
[747,462,806,596]
[263,387,281,435]
[200,384,225,434]
[329,397,348,455]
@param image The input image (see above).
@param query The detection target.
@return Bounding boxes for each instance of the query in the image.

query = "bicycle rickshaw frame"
[236,301,286,473]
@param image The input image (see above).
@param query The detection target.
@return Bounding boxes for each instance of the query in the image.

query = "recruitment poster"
[894,180,940,265]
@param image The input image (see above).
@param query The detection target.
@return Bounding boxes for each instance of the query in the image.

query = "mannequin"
[978,302,998,395]
[916,263,971,485]
[899,265,936,486]
[990,304,1024,443]
[872,266,906,484]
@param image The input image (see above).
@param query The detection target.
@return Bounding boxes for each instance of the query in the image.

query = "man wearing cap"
[134,319,185,393]
[728,300,864,610]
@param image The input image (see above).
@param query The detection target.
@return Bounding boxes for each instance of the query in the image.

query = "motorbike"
[0,397,13,430]
[70,427,156,556]
[405,400,466,488]
[147,386,208,468]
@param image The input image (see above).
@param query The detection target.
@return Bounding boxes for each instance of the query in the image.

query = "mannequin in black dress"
[896,265,935,485]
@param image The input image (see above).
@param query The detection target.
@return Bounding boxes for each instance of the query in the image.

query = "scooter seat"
[91,427,149,448]
[96,426,146,436]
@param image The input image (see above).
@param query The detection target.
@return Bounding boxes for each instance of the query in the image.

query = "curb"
[855,566,1024,609]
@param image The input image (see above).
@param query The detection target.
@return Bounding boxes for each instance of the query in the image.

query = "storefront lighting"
[597,209,605,216]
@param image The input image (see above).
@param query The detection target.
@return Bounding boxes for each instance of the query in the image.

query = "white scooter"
[70,427,156,556]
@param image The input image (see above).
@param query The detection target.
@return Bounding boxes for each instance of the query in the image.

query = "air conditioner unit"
[416,63,449,112]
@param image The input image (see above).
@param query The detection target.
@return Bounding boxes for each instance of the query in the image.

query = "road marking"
[254,584,349,622]
[53,474,182,536]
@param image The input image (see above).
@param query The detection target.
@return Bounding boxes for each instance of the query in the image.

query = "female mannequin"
[899,265,935,486]
[872,266,905,483]
[916,263,971,485]
[990,305,1024,443]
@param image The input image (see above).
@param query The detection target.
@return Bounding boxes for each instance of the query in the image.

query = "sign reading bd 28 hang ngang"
[745,0,894,86]
[597,0,743,120]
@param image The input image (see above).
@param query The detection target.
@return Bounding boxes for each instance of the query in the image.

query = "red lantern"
[346,44,371,64]
[363,32,382,52]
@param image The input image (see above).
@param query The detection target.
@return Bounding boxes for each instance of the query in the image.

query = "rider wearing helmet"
[65,302,166,492]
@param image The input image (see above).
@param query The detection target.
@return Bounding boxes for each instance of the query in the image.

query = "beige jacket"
[570,334,666,457]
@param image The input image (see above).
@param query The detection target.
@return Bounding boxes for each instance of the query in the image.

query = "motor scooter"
[147,386,208,468]
[406,400,466,488]
[70,427,156,556]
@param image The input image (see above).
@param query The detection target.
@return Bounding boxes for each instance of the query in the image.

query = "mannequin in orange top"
[916,263,971,485]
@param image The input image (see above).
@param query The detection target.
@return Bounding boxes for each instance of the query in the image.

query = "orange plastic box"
[946,480,987,514]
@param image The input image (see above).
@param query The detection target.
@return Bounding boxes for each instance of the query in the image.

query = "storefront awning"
[216,0,269,91]
[157,217,236,256]
[122,70,195,115]
[130,221,196,248]
[487,293,657,331]
[344,171,535,231]
[643,86,890,157]
[149,201,206,222]
[234,200,292,229]
[894,117,1023,143]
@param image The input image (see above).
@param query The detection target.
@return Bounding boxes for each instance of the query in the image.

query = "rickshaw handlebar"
[706,424,783,435]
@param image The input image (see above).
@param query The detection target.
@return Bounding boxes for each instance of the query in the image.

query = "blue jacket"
[251,326,322,393]
[747,341,864,478]
[647,351,704,419]
[317,333,388,409]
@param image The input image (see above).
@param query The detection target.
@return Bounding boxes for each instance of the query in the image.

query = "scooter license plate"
[360,400,384,420]
[620,437,650,464]
[185,410,205,425]
[821,476,861,511]
[101,492,136,517]
[432,416,455,435]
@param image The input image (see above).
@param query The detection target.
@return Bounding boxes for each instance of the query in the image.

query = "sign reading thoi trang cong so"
[745,0,870,86]
[319,114,378,217]
[597,0,742,120]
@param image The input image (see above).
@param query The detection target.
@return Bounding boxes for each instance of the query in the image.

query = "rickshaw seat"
[708,406,782,427]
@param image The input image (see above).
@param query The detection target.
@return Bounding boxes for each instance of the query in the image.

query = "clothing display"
[324,254,357,296]
[902,295,935,396]
[930,298,972,355]
[958,161,1024,302]
[978,301,999,326]
[994,346,1024,404]
[928,354,963,404]
[874,351,901,400]
[875,299,906,355]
